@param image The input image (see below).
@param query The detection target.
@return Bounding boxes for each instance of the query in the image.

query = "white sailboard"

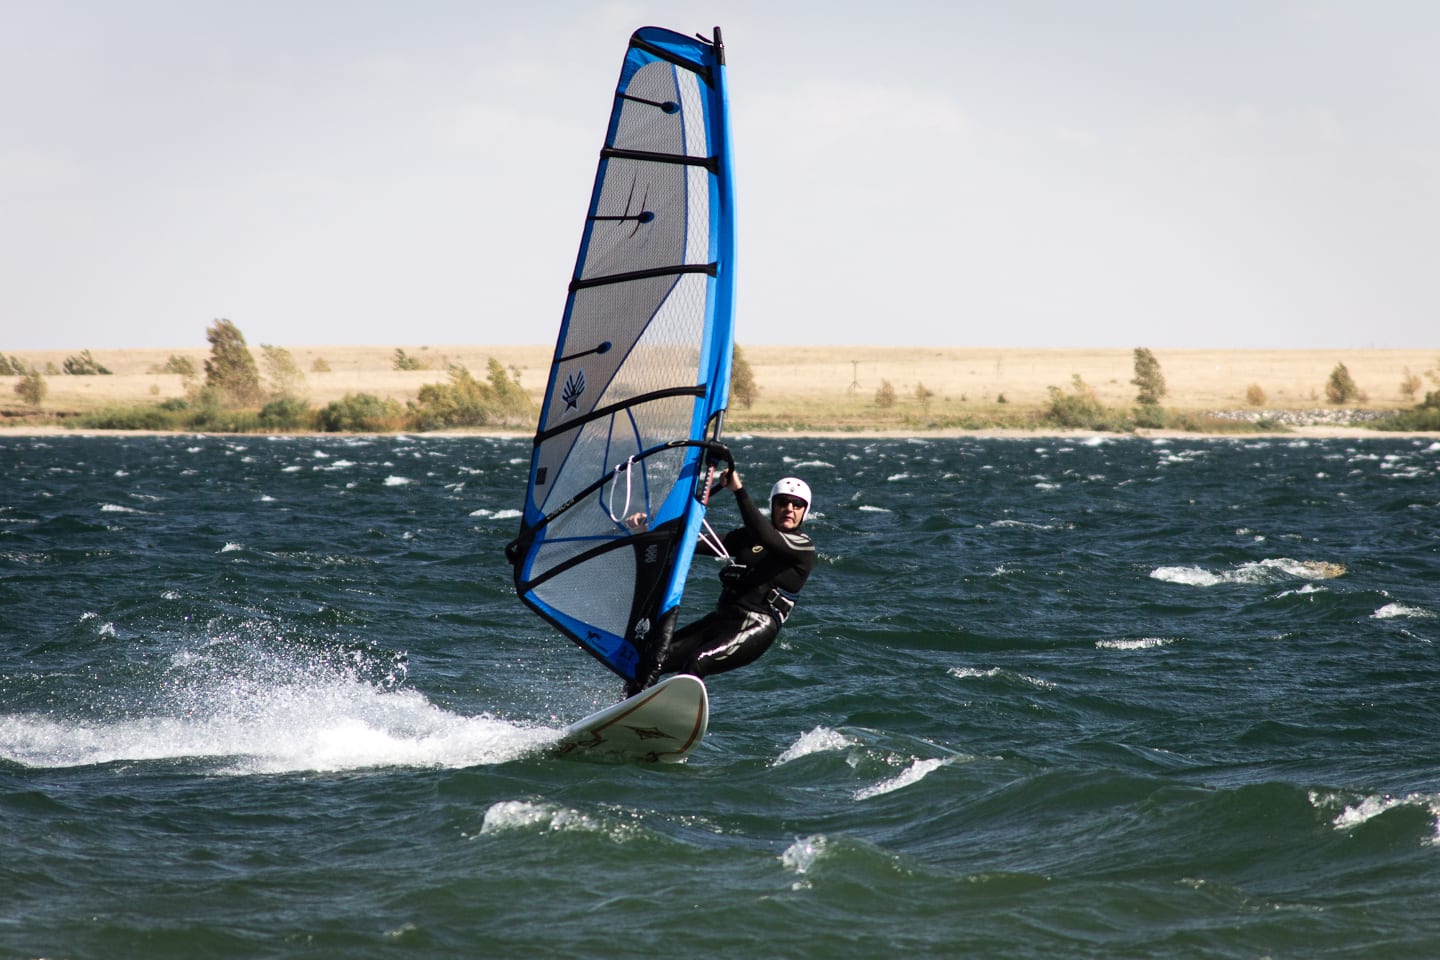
[556,674,709,763]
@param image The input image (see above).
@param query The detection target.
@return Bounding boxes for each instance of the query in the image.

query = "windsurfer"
[625,469,815,696]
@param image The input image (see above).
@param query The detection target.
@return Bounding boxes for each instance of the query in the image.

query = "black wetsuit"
[653,486,814,684]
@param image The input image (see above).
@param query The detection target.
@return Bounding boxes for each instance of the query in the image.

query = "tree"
[260,344,306,401]
[204,319,263,405]
[730,344,758,409]
[874,379,897,408]
[1325,363,1359,405]
[1130,347,1167,405]
[393,348,424,371]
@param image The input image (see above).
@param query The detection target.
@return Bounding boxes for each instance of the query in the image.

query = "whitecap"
[947,666,1053,689]
[789,460,834,470]
[948,666,1003,680]
[887,473,910,482]
[469,508,522,521]
[478,801,617,838]
[1373,603,1435,620]
[1315,790,1440,843]
[219,542,244,553]
[100,503,137,513]
[857,505,891,513]
[383,476,412,487]
[774,726,857,765]
[1151,559,1345,587]
[854,757,948,800]
[1150,566,1224,587]
[780,834,829,875]
[1095,637,1176,650]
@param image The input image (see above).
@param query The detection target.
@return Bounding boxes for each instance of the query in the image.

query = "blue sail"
[506,26,735,685]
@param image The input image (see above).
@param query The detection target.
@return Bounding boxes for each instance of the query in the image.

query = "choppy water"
[2,432,1438,959]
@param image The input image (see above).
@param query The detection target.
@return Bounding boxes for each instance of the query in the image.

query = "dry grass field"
[3,343,1437,432]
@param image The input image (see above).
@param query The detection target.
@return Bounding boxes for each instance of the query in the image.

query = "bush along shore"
[3,334,1439,435]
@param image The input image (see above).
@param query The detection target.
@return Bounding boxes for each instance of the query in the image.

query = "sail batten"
[508,26,734,685]
[568,262,717,293]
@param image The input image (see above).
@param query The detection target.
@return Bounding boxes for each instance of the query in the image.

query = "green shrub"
[1132,404,1167,429]
[1325,362,1359,404]
[406,360,533,430]
[63,350,112,375]
[76,405,178,430]
[14,370,47,406]
[1044,375,1107,428]
[161,354,197,377]
[1374,391,1440,431]
[393,348,424,371]
[259,397,312,430]
[317,393,403,432]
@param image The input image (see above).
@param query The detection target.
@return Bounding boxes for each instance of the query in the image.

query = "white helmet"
[769,477,812,512]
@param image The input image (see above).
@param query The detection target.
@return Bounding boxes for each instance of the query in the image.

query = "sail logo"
[643,544,659,564]
[633,617,651,640]
[561,370,586,411]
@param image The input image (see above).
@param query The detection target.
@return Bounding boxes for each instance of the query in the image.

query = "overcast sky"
[3,1,1436,352]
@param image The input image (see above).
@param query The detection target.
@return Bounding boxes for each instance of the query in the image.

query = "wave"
[854,757,949,800]
[1150,558,1346,587]
[948,666,1056,690]
[774,726,858,765]
[468,507,523,520]
[1095,637,1177,651]
[0,637,557,774]
[1372,602,1435,620]
[477,800,638,841]
[1311,789,1440,845]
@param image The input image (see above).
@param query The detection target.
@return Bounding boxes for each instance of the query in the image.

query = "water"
[2,432,1438,958]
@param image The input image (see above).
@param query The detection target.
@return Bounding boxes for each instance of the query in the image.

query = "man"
[627,468,815,695]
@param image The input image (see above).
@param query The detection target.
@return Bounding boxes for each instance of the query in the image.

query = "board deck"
[556,674,708,763]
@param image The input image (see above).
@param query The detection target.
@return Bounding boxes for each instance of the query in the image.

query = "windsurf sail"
[506,26,736,689]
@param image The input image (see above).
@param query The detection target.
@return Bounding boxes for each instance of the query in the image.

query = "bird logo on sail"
[562,370,586,411]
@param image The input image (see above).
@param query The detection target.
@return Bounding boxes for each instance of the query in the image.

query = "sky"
[3,0,1437,351]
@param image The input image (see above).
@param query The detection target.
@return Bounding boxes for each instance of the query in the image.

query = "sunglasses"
[772,496,806,510]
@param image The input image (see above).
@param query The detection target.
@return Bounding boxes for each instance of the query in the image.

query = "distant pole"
[848,360,860,393]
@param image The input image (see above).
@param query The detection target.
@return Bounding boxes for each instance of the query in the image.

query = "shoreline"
[4,344,1436,441]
